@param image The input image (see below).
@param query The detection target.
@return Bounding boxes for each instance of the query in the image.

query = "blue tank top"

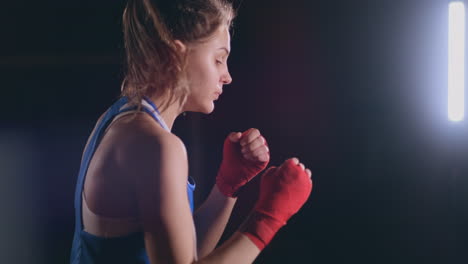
[70,96,196,264]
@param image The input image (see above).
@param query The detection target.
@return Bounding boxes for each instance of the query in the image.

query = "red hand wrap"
[241,160,313,250]
[216,131,268,197]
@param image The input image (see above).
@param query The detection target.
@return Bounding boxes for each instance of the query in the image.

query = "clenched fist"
[216,128,270,197]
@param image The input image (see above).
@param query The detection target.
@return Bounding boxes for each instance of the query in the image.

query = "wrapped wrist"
[240,211,285,250]
[215,176,238,197]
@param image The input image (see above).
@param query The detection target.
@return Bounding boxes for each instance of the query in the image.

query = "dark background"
[1,0,467,263]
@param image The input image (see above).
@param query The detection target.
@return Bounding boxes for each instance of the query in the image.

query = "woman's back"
[83,112,160,236]
[70,97,196,264]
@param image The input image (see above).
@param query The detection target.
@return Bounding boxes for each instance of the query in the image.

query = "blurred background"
[1,0,467,263]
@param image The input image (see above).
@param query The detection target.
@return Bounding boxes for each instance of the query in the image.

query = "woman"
[70,0,313,263]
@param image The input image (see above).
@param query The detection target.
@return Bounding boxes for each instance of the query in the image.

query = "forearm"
[196,232,260,264]
[193,185,237,258]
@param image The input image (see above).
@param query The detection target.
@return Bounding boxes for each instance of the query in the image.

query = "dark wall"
[1,0,467,263]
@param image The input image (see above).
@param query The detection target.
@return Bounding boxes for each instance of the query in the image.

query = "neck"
[148,95,184,131]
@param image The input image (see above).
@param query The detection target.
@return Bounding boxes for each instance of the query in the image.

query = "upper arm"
[129,132,196,263]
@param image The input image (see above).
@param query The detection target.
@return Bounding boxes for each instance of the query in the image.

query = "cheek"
[187,60,218,89]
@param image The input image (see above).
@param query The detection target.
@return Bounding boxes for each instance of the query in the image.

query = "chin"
[191,102,215,114]
[202,103,215,114]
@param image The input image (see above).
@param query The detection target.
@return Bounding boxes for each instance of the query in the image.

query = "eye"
[216,59,223,65]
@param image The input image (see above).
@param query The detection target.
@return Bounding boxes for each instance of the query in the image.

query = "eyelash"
[216,60,223,65]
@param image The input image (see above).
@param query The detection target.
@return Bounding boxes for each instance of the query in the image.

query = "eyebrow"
[219,47,230,55]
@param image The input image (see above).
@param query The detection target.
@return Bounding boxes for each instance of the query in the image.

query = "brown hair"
[121,0,235,112]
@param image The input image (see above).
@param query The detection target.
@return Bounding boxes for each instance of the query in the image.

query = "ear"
[174,40,187,54]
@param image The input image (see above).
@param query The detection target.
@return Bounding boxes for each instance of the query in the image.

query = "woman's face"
[183,26,232,114]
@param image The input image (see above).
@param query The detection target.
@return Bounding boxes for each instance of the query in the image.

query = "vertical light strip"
[448,2,465,122]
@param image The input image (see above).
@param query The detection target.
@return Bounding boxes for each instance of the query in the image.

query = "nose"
[221,69,232,85]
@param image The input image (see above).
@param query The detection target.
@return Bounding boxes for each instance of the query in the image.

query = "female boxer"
[70,0,313,263]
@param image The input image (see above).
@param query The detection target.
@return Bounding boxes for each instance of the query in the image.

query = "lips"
[214,90,223,99]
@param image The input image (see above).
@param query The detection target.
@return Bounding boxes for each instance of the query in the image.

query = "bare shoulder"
[111,113,194,241]
[111,113,188,179]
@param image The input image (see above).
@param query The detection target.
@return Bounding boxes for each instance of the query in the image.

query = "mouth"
[214,90,223,100]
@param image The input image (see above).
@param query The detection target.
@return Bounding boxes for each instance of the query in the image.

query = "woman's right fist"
[241,158,313,250]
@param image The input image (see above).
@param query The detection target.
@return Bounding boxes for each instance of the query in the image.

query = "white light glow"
[448,2,465,122]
